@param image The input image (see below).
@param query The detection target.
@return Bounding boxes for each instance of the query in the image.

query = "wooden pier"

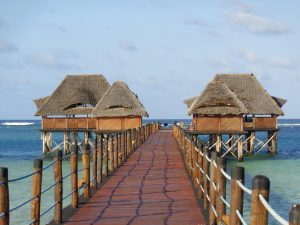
[63,130,206,225]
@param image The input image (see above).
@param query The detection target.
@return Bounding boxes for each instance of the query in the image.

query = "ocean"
[0,119,299,224]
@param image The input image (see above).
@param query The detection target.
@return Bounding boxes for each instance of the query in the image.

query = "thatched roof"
[188,74,285,116]
[188,81,248,115]
[92,81,149,118]
[272,96,287,108]
[33,96,49,110]
[35,75,110,116]
[183,96,197,109]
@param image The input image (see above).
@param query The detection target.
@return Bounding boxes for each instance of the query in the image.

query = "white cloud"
[28,53,81,70]
[269,58,297,70]
[0,40,18,53]
[234,49,257,63]
[231,11,290,35]
[118,41,138,51]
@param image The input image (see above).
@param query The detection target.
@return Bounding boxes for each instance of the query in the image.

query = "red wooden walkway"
[65,130,206,225]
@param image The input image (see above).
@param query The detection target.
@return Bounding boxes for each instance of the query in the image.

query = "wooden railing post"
[117,133,121,167]
[92,136,97,188]
[197,145,204,198]
[289,205,300,225]
[121,132,125,163]
[0,167,9,225]
[82,143,90,198]
[203,147,209,209]
[216,156,226,224]
[192,138,198,187]
[129,129,132,154]
[54,149,62,223]
[209,151,217,225]
[96,134,103,185]
[104,135,108,177]
[113,135,118,170]
[250,175,270,225]
[70,144,78,208]
[108,136,113,174]
[230,166,244,225]
[31,159,43,225]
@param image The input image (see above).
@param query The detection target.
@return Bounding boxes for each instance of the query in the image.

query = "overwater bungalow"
[92,80,149,132]
[34,74,110,153]
[184,74,286,160]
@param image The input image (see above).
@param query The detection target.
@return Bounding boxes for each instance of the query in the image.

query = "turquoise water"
[0,119,300,224]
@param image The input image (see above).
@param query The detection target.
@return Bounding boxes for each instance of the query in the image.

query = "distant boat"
[1,122,35,126]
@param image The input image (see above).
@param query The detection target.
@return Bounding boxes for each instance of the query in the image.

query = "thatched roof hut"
[92,81,148,118]
[188,74,285,116]
[33,96,49,110]
[35,74,110,116]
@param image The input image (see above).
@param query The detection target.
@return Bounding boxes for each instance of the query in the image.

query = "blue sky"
[0,0,299,119]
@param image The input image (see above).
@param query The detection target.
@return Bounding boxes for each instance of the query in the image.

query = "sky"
[0,0,299,119]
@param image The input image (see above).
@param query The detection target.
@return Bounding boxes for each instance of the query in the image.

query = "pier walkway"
[64,130,206,225]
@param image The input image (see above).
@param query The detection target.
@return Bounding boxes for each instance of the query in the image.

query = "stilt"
[229,134,235,148]
[268,131,278,154]
[64,131,70,154]
[237,134,243,161]
[246,131,255,154]
[215,135,222,153]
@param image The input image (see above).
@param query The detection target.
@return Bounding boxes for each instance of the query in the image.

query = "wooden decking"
[64,130,206,225]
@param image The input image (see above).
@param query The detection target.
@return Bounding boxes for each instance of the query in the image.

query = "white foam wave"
[1,122,35,126]
[278,124,300,126]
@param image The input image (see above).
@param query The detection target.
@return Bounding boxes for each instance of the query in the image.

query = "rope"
[258,194,288,225]
[212,182,217,191]
[8,171,37,183]
[205,155,211,163]
[200,185,204,193]
[196,177,200,184]
[200,168,204,174]
[62,189,76,200]
[213,161,218,168]
[62,171,73,180]
[41,181,59,195]
[195,162,199,168]
[206,194,211,202]
[220,196,230,208]
[206,174,211,182]
[0,181,5,186]
[9,196,35,212]
[42,159,57,171]
[211,205,217,217]
[221,168,231,180]
[61,152,75,159]
[39,202,58,218]
[236,180,252,195]
[0,212,4,218]
[236,210,248,225]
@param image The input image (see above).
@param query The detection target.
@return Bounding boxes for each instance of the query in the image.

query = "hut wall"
[42,118,96,130]
[193,115,243,132]
[253,117,277,129]
[96,116,141,131]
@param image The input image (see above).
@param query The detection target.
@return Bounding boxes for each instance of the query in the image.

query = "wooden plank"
[63,131,206,225]
[254,117,277,129]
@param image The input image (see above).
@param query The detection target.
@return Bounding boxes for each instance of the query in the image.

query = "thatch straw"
[35,74,110,116]
[92,81,149,117]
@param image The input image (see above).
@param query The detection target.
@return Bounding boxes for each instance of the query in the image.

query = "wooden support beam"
[268,131,278,154]
[237,134,243,162]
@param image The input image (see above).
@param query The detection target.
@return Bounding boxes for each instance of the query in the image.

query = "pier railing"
[173,124,300,225]
[0,122,160,225]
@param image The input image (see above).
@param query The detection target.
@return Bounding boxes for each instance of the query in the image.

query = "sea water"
[0,119,299,224]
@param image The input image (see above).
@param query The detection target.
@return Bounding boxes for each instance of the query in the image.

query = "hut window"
[244,115,253,122]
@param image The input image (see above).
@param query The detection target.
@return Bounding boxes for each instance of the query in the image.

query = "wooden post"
[108,136,113,174]
[31,159,43,225]
[117,133,121,167]
[250,175,270,225]
[229,134,235,148]
[209,151,217,225]
[268,131,278,154]
[64,131,70,154]
[289,205,300,225]
[121,132,125,163]
[96,134,103,184]
[203,147,209,209]
[0,168,9,225]
[54,149,62,223]
[192,137,198,187]
[229,166,244,225]
[70,144,78,208]
[113,135,117,170]
[216,157,226,224]
[197,145,204,198]
[237,134,243,162]
[247,131,255,154]
[82,143,90,198]
[215,135,222,153]
[104,135,108,177]
[92,136,97,188]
